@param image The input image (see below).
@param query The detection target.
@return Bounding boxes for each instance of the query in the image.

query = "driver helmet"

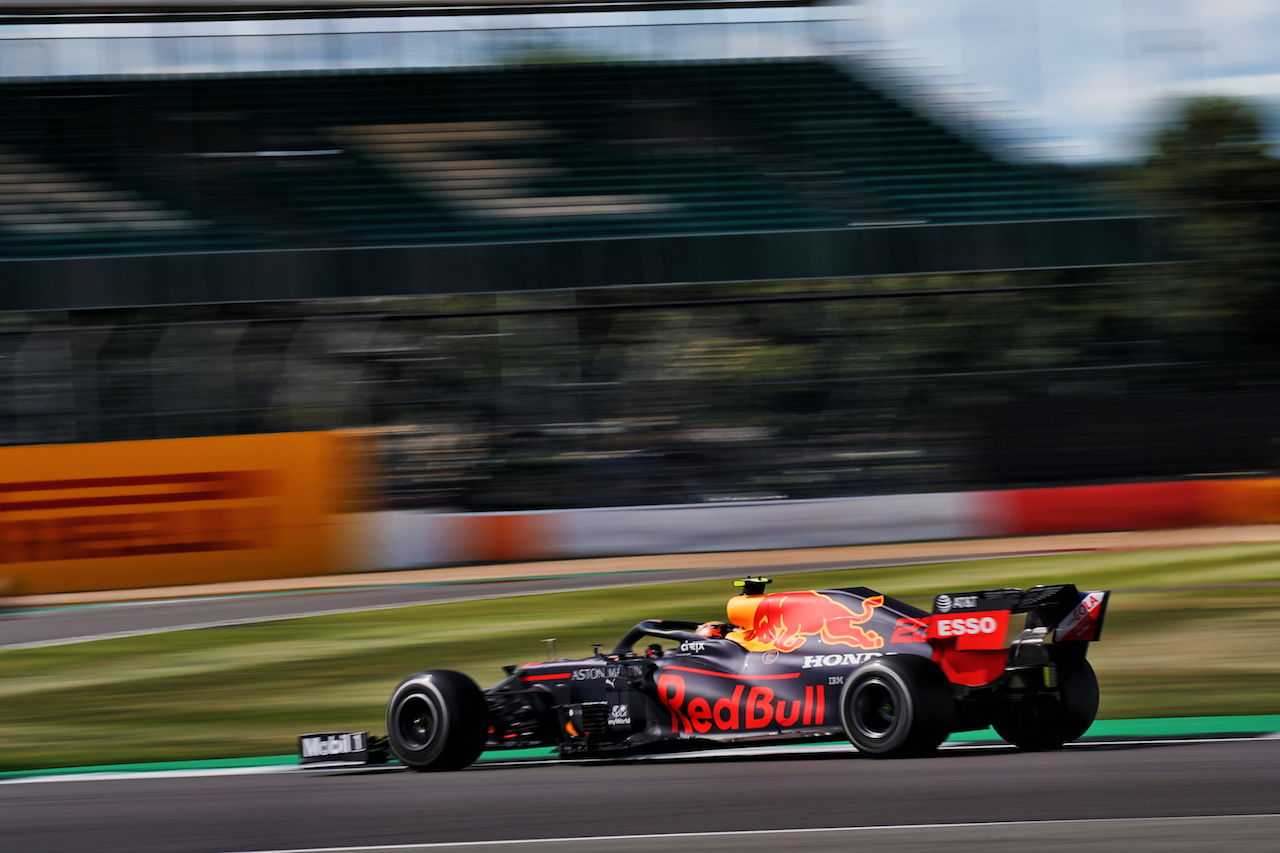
[695,621,731,639]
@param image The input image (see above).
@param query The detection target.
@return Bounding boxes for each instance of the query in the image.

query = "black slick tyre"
[993,658,1099,751]
[386,670,488,771]
[840,655,954,758]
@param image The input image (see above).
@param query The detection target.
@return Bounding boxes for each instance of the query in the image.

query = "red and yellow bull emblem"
[726,591,884,653]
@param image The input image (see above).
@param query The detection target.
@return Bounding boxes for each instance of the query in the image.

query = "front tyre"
[993,659,1099,751]
[386,670,488,771]
[840,655,954,758]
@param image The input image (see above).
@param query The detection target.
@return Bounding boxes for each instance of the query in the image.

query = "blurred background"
[1,0,1277,514]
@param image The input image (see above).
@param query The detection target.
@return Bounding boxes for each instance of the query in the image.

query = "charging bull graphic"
[728,591,884,653]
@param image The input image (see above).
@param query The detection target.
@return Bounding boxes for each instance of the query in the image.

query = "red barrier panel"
[1005,481,1210,536]
[457,512,555,563]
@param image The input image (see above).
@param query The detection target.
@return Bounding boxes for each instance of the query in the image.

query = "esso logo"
[934,615,999,637]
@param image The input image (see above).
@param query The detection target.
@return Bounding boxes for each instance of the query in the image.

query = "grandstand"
[0,59,1121,260]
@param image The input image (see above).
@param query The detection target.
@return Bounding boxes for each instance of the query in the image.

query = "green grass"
[2,542,1279,771]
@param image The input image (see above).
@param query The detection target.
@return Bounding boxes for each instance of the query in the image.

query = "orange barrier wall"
[1201,478,1280,524]
[0,431,359,595]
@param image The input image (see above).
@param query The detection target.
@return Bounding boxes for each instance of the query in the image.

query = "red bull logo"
[657,673,826,734]
[729,591,885,653]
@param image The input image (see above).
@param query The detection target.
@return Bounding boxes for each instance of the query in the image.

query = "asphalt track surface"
[3,738,1279,852]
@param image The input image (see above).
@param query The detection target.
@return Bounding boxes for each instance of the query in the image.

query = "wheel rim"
[395,692,440,752]
[851,678,898,741]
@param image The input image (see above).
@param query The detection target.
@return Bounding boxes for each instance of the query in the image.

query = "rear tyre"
[840,655,954,758]
[993,659,1099,751]
[386,670,488,771]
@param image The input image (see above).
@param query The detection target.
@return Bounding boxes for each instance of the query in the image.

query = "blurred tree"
[1133,96,1280,362]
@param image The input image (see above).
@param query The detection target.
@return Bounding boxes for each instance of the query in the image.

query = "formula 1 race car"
[318,578,1108,770]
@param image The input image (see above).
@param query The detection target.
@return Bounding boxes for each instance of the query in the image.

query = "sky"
[861,0,1280,162]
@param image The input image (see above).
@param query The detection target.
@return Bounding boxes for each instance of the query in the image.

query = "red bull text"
[657,673,826,734]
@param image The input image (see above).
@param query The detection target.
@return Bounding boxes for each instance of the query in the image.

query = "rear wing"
[928,584,1110,650]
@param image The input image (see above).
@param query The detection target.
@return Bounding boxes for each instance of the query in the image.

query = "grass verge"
[1,542,1278,771]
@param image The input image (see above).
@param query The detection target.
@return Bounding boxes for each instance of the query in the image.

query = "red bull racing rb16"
[306,577,1109,770]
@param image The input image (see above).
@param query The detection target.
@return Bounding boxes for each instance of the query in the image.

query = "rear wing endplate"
[1053,589,1110,642]
[929,584,1110,644]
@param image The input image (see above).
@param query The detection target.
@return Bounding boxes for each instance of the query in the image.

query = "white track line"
[218,814,1280,853]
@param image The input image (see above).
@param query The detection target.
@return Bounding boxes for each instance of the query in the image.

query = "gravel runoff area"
[7,524,1280,609]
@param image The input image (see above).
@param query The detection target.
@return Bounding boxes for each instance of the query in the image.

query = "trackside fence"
[2,430,1278,593]
[356,478,1280,569]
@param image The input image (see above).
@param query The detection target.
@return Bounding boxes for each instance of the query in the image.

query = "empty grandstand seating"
[0,60,1118,258]
[0,144,257,256]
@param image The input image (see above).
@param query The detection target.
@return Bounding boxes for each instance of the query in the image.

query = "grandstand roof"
[0,0,821,24]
